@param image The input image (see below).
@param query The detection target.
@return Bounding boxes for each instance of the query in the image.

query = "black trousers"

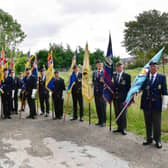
[2,93,12,118]
[39,93,49,114]
[53,96,63,118]
[94,95,106,124]
[113,99,127,130]
[27,96,36,117]
[143,110,161,142]
[72,92,83,119]
[12,92,18,113]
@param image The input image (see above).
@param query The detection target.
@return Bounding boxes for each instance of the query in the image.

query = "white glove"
[62,90,66,99]
[0,88,4,94]
[49,91,52,97]
[162,95,168,111]
[18,89,21,96]
[31,89,37,99]
[12,90,15,98]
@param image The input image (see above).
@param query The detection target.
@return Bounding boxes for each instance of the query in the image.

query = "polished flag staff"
[45,50,55,119]
[64,50,77,121]
[82,43,94,125]
[115,47,165,123]
[103,33,115,131]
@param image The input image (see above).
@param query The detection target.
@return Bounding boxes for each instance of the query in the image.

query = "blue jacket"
[140,73,167,112]
[92,70,104,96]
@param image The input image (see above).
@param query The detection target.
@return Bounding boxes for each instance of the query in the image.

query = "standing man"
[113,62,131,135]
[1,68,14,119]
[141,61,167,148]
[38,68,49,117]
[71,65,84,121]
[52,70,65,119]
[92,60,106,127]
[11,70,20,114]
[25,68,37,119]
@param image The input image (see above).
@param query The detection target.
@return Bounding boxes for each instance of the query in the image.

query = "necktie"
[117,73,120,83]
[97,71,100,78]
[150,75,154,84]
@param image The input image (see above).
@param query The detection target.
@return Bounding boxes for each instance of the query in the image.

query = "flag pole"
[64,92,70,121]
[109,103,112,131]
[51,92,54,119]
[19,91,25,119]
[89,102,91,125]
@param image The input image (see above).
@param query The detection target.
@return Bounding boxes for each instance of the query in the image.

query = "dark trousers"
[94,95,106,124]
[39,93,49,114]
[12,93,18,113]
[53,97,63,118]
[143,110,161,142]
[2,93,12,118]
[72,93,83,119]
[27,96,36,117]
[113,99,127,130]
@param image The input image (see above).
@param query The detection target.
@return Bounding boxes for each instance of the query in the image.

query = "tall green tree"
[0,9,26,51]
[123,10,168,63]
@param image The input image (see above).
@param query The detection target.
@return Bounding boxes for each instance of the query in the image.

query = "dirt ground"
[0,108,168,168]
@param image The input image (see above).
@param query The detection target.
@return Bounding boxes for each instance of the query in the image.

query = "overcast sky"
[0,0,168,57]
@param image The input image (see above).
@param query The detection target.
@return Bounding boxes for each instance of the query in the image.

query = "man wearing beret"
[71,65,84,121]
[1,68,14,119]
[141,61,167,148]
[92,60,106,127]
[38,68,49,117]
[113,62,131,135]
[25,68,37,119]
[52,70,65,119]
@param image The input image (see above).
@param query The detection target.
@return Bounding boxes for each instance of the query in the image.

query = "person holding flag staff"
[113,62,131,135]
[92,60,106,127]
[25,67,37,119]
[38,68,49,117]
[70,65,84,121]
[1,68,14,119]
[52,70,65,119]
[141,61,167,148]
[11,70,20,114]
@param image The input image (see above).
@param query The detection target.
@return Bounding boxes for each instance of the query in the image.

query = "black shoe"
[32,116,36,119]
[156,142,162,149]
[79,118,84,122]
[95,122,101,126]
[44,114,48,117]
[143,140,153,145]
[26,115,32,119]
[40,112,44,116]
[113,129,121,133]
[100,123,106,127]
[121,130,127,135]
[8,116,12,119]
[70,118,77,121]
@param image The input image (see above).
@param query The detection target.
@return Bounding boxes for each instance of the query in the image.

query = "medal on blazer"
[121,80,126,85]
[158,84,162,90]
[146,85,150,90]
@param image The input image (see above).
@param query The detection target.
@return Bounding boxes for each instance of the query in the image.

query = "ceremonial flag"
[3,54,8,69]
[0,49,5,86]
[82,43,94,102]
[8,56,14,75]
[103,34,115,103]
[31,54,38,81]
[25,50,33,68]
[69,50,77,74]
[45,50,55,91]
[124,47,165,107]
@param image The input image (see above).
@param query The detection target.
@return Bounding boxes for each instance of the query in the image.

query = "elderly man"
[141,61,167,148]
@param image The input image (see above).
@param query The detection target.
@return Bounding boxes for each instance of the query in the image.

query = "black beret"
[96,59,101,64]
[3,68,8,72]
[73,64,78,69]
[149,61,158,65]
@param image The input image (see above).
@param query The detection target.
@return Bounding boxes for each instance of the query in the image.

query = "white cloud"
[0,0,168,57]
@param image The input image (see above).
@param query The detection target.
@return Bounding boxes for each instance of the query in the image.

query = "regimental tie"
[97,70,100,78]
[117,73,120,83]
[150,75,154,85]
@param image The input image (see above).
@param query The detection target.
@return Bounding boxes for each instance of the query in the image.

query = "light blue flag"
[124,47,165,106]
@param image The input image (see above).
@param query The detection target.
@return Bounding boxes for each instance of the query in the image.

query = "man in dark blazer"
[52,70,65,119]
[1,68,14,119]
[25,68,37,119]
[141,61,167,148]
[71,65,84,121]
[38,68,49,117]
[113,62,131,135]
[11,70,20,114]
[92,60,106,127]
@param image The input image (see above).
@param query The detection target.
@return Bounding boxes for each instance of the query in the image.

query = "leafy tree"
[0,9,26,50]
[123,9,168,63]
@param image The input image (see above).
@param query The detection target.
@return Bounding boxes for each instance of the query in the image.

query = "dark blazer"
[92,70,104,96]
[25,75,37,96]
[72,72,82,95]
[53,77,65,98]
[140,73,167,112]
[113,72,131,101]
[2,76,14,94]
[39,76,49,95]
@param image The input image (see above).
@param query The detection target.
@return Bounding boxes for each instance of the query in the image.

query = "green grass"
[59,65,168,142]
